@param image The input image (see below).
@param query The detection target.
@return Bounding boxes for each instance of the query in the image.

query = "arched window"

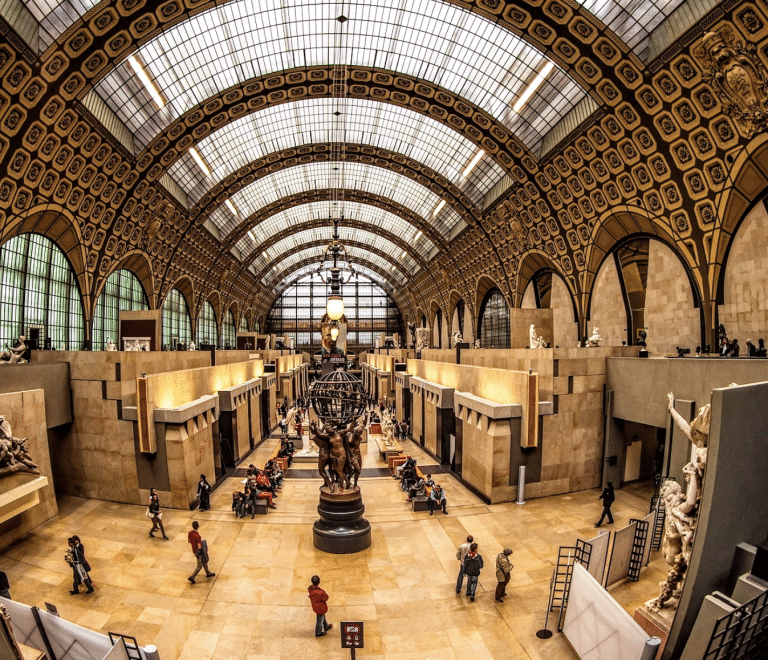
[434,308,443,348]
[221,309,236,348]
[239,314,249,332]
[197,301,218,346]
[0,233,85,350]
[454,300,465,336]
[162,289,192,348]
[478,289,510,349]
[93,269,149,351]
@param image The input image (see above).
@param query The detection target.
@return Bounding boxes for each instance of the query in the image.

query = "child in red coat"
[308,575,333,637]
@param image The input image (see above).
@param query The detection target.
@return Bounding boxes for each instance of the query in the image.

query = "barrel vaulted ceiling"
[2,0,765,341]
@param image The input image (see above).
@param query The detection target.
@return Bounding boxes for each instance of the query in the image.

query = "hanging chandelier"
[318,215,354,321]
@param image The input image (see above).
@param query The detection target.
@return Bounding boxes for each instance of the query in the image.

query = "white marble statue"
[587,327,602,347]
[452,331,463,348]
[529,324,546,349]
[415,327,430,351]
[189,341,196,351]
[382,413,395,448]
[106,338,117,351]
[647,392,711,614]
[392,333,400,348]
[475,339,480,349]
[0,336,28,364]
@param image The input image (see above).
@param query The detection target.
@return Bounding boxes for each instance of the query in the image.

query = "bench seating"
[409,466,434,511]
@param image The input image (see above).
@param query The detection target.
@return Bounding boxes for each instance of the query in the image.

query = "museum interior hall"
[3,1,768,659]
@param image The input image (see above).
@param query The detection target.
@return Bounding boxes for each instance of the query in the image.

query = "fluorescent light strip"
[513,61,555,113]
[432,201,446,217]
[128,56,164,108]
[189,147,210,176]
[462,150,485,178]
[225,199,237,215]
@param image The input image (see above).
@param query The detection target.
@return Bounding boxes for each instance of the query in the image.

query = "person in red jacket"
[187,521,215,584]
[308,575,333,637]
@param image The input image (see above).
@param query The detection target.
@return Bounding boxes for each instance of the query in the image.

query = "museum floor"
[0,435,667,660]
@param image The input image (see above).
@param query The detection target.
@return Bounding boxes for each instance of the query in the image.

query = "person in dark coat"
[595,482,615,527]
[148,488,169,539]
[462,542,483,601]
[197,475,212,511]
[68,535,94,595]
[308,575,333,637]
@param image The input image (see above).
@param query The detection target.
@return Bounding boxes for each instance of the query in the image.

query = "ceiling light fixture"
[432,200,446,216]
[462,149,485,177]
[128,55,164,108]
[225,199,237,215]
[189,147,210,176]
[401,251,407,259]
[415,230,423,240]
[513,61,555,113]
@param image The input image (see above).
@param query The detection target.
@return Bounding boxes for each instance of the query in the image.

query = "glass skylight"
[254,227,420,275]
[93,0,587,155]
[262,246,406,286]
[234,200,435,261]
[169,98,505,207]
[270,264,399,299]
[214,161,457,240]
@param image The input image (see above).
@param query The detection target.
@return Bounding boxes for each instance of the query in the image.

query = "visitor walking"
[148,488,169,539]
[67,535,94,595]
[595,482,615,527]
[187,521,215,584]
[308,575,333,637]
[455,535,474,594]
[462,542,483,601]
[495,548,513,602]
[197,475,212,511]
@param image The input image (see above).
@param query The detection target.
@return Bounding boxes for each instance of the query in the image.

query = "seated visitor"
[277,441,293,466]
[265,459,283,489]
[406,474,428,502]
[400,462,418,492]
[394,456,415,480]
[246,463,258,478]
[756,338,767,357]
[424,473,436,490]
[256,470,277,497]
[728,338,740,357]
[232,491,247,518]
[428,484,448,515]
[746,338,756,356]
[285,438,296,456]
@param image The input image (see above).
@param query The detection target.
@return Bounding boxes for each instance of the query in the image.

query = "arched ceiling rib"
[242,222,427,273]
[255,239,416,283]
[93,0,587,155]
[223,191,445,257]
[170,98,506,207]
[213,161,460,241]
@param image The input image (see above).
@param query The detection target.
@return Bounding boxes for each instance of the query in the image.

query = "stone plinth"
[313,488,371,554]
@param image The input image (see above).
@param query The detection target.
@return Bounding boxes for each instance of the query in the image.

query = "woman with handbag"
[147,488,169,539]
[67,536,94,595]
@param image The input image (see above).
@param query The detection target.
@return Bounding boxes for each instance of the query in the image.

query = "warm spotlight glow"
[462,150,485,177]
[330,326,339,341]
[513,61,555,113]
[225,199,237,215]
[189,147,210,176]
[128,56,164,108]
[432,200,446,216]
[326,295,345,320]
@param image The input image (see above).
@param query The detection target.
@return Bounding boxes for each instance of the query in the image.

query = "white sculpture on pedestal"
[529,324,546,348]
[189,341,196,351]
[415,327,430,351]
[106,338,117,351]
[587,327,603,347]
[647,392,710,614]
[452,331,463,348]
[475,339,480,349]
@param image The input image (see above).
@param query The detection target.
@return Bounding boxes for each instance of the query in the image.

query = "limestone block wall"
[411,381,424,444]
[424,394,437,456]
[248,381,263,446]
[645,240,701,353]
[521,284,536,308]
[588,255,628,346]
[720,201,768,343]
[0,389,58,551]
[161,407,216,509]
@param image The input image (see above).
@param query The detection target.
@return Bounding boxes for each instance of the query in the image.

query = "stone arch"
[513,249,576,312]
[96,249,157,311]
[1,204,90,322]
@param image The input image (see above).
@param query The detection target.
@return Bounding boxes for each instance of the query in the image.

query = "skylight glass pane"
[212,161,456,240]
[169,98,505,206]
[234,200,435,261]
[93,0,591,154]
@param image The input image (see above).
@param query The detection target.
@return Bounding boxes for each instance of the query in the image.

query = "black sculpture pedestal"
[313,487,371,554]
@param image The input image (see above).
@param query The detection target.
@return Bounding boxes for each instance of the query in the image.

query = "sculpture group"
[310,413,367,492]
[0,416,39,476]
[647,392,710,613]
[0,336,28,364]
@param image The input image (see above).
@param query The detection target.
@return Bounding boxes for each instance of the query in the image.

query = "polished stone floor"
[0,434,667,660]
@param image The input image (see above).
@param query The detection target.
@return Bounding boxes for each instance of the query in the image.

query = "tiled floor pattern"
[0,434,668,660]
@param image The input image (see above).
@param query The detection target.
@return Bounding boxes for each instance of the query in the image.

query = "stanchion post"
[517,465,526,505]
